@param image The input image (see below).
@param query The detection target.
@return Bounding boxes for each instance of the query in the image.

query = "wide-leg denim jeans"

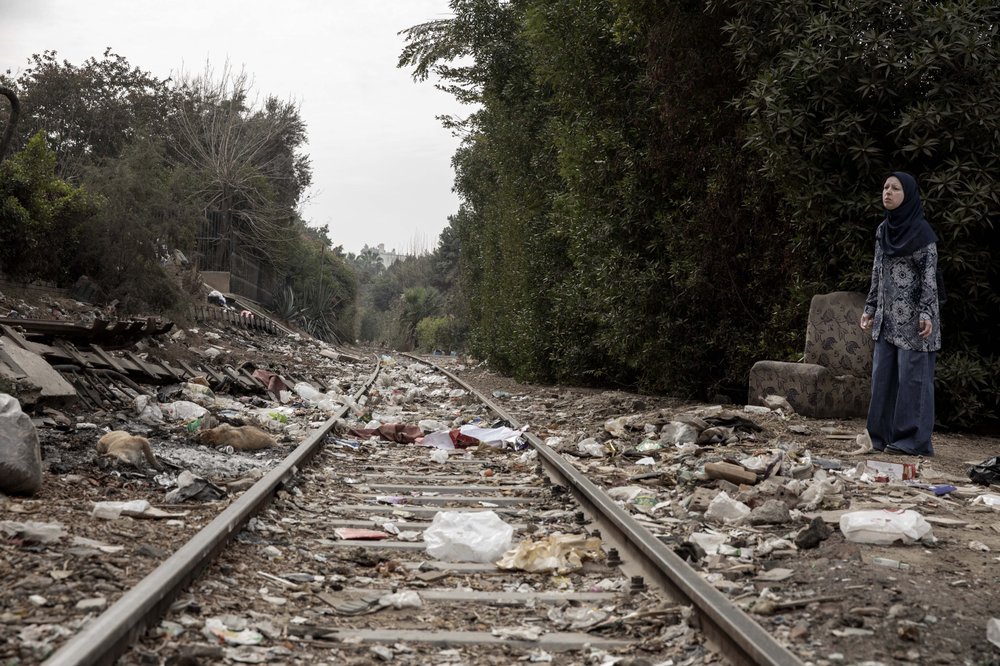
[866,337,936,456]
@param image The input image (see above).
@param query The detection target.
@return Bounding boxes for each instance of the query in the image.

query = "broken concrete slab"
[0,337,76,405]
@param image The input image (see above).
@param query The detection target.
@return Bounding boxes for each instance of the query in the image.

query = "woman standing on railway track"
[859,171,940,457]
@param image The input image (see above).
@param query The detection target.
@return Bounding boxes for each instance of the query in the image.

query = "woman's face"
[883,176,904,211]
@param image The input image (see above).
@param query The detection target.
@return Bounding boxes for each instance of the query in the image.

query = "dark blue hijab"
[880,171,938,257]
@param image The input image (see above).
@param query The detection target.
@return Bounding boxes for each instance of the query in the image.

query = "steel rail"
[407,355,802,666]
[43,360,382,666]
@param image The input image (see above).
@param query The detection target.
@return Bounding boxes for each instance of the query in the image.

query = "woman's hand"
[919,319,933,339]
[860,313,873,331]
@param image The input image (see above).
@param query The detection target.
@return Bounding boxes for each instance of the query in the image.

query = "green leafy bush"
[416,315,466,352]
[0,133,97,283]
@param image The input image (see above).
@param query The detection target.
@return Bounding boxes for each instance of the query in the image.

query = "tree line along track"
[42,354,800,666]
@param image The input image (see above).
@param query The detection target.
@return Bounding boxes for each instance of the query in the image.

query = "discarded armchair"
[748,291,874,418]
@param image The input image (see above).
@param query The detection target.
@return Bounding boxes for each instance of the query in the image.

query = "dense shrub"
[403,0,999,426]
[0,133,97,284]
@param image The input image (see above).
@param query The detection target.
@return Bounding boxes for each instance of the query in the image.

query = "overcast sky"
[0,0,466,255]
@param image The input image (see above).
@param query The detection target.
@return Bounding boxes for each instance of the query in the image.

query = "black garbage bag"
[968,457,1000,486]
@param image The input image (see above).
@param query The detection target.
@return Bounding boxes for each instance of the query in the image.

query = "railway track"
[40,354,801,666]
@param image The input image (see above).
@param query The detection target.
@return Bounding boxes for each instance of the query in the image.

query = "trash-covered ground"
[0,285,374,662]
[4,282,1000,665]
[122,358,708,666]
[446,357,1000,666]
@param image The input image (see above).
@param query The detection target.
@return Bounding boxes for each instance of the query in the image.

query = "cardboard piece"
[705,461,758,486]
[865,459,917,482]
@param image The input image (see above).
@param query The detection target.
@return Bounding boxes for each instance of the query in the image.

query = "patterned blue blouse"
[864,222,941,352]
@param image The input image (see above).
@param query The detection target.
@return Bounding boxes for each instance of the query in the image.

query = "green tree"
[416,315,464,351]
[0,132,98,282]
[403,0,792,400]
[723,0,1000,424]
[75,137,201,312]
[169,63,312,268]
[398,286,445,349]
[276,226,357,344]
[0,49,172,179]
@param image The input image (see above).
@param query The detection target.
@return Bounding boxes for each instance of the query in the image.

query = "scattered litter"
[839,509,932,545]
[71,536,124,553]
[0,394,42,495]
[969,457,1000,486]
[547,606,609,630]
[423,510,513,563]
[203,618,264,646]
[92,499,188,520]
[606,486,658,515]
[165,470,227,503]
[334,528,390,541]
[865,459,917,482]
[496,534,604,574]
[704,461,757,486]
[973,494,1000,508]
[492,626,542,641]
[160,400,208,422]
[705,491,751,525]
[0,520,64,544]
[755,567,795,582]
[576,437,606,458]
[872,557,910,570]
[988,618,1000,649]
[378,591,422,609]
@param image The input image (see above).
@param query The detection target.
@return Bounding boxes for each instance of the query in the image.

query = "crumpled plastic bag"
[839,509,932,545]
[423,511,513,563]
[969,457,1000,486]
[160,400,208,422]
[496,533,605,574]
[202,617,263,646]
[165,470,226,503]
[378,591,422,609]
[0,394,42,495]
[0,520,64,544]
[705,491,751,524]
[133,395,164,424]
[607,485,658,514]
[576,437,606,458]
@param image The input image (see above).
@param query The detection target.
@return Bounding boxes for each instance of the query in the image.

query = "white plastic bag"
[0,394,42,494]
[294,382,323,403]
[430,449,449,464]
[839,509,932,545]
[378,591,422,609]
[423,511,514,563]
[134,395,164,424]
[422,431,456,450]
[705,491,751,525]
[576,437,606,458]
[988,618,1000,649]
[660,422,698,445]
[92,499,152,520]
[160,400,207,422]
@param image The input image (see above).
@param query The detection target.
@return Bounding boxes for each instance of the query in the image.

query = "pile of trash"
[535,400,1000,590]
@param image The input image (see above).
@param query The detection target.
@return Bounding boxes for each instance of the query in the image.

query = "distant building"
[367,243,405,269]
